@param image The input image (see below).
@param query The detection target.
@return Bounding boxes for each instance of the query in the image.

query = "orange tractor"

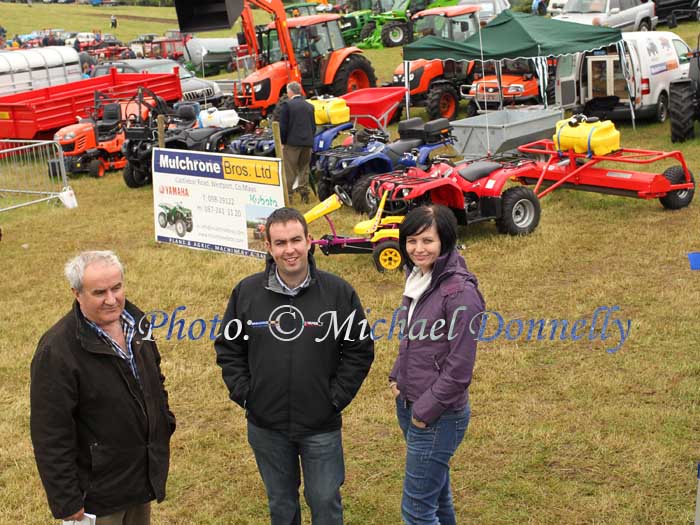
[390,5,481,120]
[174,0,377,122]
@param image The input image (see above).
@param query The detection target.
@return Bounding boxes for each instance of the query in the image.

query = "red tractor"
[390,5,481,120]
[174,0,377,122]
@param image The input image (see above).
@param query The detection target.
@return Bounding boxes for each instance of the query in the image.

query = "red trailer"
[0,69,182,139]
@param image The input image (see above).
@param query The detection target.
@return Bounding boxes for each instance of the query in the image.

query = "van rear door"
[555,53,579,108]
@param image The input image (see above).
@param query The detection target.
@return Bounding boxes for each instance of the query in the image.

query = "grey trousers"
[282,145,312,196]
[96,502,151,525]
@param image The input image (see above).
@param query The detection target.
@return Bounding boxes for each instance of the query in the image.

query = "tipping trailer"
[0,69,182,139]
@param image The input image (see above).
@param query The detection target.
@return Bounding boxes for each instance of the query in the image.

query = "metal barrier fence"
[0,139,73,212]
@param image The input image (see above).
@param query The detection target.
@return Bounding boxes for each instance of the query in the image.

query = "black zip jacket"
[215,254,374,438]
[30,301,176,519]
[279,95,316,147]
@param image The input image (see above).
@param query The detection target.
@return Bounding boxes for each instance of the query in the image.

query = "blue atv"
[314,117,454,213]
[229,122,355,157]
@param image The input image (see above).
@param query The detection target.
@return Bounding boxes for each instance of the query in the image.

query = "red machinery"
[0,69,182,139]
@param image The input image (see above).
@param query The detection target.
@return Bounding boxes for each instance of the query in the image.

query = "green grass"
[2,3,700,524]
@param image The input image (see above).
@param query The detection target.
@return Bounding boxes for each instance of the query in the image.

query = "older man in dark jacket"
[30,250,175,525]
[278,81,316,204]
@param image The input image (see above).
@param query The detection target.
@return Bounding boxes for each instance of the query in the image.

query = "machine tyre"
[158,212,168,228]
[175,218,187,238]
[331,54,377,96]
[381,21,410,47]
[351,175,373,214]
[496,186,541,235]
[659,166,695,209]
[122,162,150,188]
[317,179,333,201]
[373,240,403,272]
[359,21,376,41]
[88,159,105,178]
[670,81,695,143]
[465,100,478,118]
[426,84,460,121]
[638,18,651,31]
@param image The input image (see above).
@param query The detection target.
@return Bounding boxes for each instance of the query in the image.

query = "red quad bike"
[369,115,695,235]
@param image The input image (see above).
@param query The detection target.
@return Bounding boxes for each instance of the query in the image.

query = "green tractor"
[357,0,458,48]
[158,203,193,238]
[338,0,387,44]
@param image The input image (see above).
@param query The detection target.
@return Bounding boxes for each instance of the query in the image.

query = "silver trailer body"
[0,47,82,96]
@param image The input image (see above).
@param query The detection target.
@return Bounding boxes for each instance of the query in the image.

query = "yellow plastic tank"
[553,118,620,156]
[309,97,350,125]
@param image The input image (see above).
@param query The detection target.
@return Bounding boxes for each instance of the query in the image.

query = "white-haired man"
[30,251,175,525]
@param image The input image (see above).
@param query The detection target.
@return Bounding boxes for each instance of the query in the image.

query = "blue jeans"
[396,398,470,525]
[247,421,345,525]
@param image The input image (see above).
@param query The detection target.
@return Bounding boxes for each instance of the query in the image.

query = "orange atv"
[54,95,151,178]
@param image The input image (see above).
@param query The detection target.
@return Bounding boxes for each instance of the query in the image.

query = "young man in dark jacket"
[215,207,374,525]
[30,251,176,525]
[278,81,316,204]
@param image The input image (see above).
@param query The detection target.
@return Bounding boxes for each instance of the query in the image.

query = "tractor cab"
[412,5,480,40]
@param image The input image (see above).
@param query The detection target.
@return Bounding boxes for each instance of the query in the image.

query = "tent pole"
[404,60,411,120]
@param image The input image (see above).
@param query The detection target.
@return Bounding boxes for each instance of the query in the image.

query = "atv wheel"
[659,166,695,209]
[317,179,333,201]
[122,162,150,188]
[656,91,669,123]
[373,240,403,272]
[381,21,410,48]
[426,84,460,121]
[670,81,695,143]
[175,218,187,238]
[496,186,541,235]
[359,21,376,41]
[88,159,105,178]
[331,54,377,96]
[158,212,168,228]
[351,175,373,214]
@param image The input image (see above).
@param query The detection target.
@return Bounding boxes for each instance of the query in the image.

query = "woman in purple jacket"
[389,204,485,525]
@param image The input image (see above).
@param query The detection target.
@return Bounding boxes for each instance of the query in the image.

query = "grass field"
[2,3,700,524]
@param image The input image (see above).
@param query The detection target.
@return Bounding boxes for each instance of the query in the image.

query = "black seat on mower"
[385,139,424,164]
[457,161,502,182]
[176,104,198,127]
[185,127,220,141]
[96,103,121,137]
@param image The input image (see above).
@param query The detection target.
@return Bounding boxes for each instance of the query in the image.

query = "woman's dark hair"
[399,205,458,271]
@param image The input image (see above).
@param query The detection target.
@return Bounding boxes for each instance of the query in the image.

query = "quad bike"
[304,184,406,272]
[122,102,243,188]
[158,203,194,238]
[368,155,542,235]
[314,116,454,213]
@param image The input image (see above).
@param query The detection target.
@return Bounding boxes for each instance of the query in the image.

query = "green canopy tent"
[400,10,633,125]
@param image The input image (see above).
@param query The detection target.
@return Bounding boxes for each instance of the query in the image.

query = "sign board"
[152,147,284,258]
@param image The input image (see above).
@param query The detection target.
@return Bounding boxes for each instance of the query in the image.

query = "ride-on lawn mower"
[53,93,140,178]
[304,185,406,272]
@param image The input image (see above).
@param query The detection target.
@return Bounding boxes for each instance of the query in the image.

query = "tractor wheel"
[389,102,403,124]
[496,186,541,235]
[122,162,150,188]
[175,218,187,238]
[426,84,460,121]
[465,100,478,118]
[359,21,376,41]
[373,240,403,272]
[158,212,168,228]
[670,81,695,143]
[381,21,410,48]
[656,91,669,123]
[317,178,333,201]
[351,175,373,214]
[659,166,695,209]
[331,54,377,96]
[88,159,105,178]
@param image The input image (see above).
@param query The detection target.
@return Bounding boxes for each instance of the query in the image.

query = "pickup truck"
[554,0,657,31]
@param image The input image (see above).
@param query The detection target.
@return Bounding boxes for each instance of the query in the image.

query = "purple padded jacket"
[389,249,485,424]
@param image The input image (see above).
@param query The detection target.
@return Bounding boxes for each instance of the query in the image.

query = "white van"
[0,47,82,96]
[556,31,691,122]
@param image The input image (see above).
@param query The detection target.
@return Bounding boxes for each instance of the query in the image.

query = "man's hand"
[411,417,427,429]
[390,381,400,399]
[64,508,85,521]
